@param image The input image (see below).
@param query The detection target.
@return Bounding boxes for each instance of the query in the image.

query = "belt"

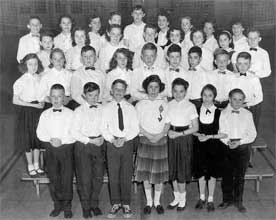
[170,125,189,132]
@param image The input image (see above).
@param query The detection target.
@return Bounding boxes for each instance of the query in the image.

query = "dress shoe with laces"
[144,205,152,215]
[218,201,232,209]
[195,199,206,209]
[155,205,164,214]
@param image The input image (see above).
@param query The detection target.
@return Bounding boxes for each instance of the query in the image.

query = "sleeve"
[100,106,114,142]
[98,48,106,73]
[70,109,90,144]
[13,77,23,96]
[71,73,85,105]
[125,107,140,141]
[130,69,147,100]
[37,75,49,102]
[240,112,257,145]
[61,111,75,144]
[256,50,271,78]
[123,26,129,40]
[190,104,199,120]
[36,112,51,142]
[218,112,229,145]
[16,37,25,63]
[65,49,73,70]
[252,77,263,106]
[103,74,112,102]
[133,48,141,69]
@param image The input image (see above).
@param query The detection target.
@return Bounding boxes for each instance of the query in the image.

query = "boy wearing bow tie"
[218,88,256,213]
[36,84,75,218]
[17,16,42,62]
[71,82,105,218]
[71,45,106,107]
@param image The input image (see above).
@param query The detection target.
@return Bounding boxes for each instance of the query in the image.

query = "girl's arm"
[13,95,43,108]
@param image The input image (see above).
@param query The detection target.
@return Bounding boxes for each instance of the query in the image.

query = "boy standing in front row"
[218,89,257,213]
[36,84,75,218]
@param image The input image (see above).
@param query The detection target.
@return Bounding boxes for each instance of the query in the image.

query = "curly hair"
[18,53,44,74]
[71,27,90,46]
[142,75,165,94]
[107,48,133,73]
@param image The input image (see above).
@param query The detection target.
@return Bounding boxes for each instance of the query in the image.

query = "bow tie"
[89,105,97,108]
[250,48,257,51]
[206,109,211,115]
[240,73,247,76]
[53,109,62,112]
[169,68,180,72]
[31,34,40,38]
[232,110,240,114]
[144,66,154,71]
[218,71,226,75]
[85,67,95,71]
[189,67,196,71]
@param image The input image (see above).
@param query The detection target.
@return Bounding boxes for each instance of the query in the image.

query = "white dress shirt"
[17,33,40,62]
[123,22,146,52]
[233,35,249,52]
[36,106,75,144]
[101,100,139,142]
[157,30,169,46]
[71,102,102,144]
[71,66,105,104]
[37,50,50,69]
[219,105,257,145]
[88,32,102,56]
[104,67,132,102]
[203,35,219,53]
[166,98,198,126]
[136,97,168,134]
[13,73,40,102]
[54,33,72,53]
[199,104,216,124]
[65,46,82,71]
[130,65,166,100]
[37,68,72,101]
[200,47,214,71]
[182,31,193,49]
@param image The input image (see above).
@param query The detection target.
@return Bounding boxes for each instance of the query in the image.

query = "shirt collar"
[201,104,216,112]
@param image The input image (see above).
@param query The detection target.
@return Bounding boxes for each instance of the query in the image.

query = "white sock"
[154,190,161,207]
[28,164,34,171]
[207,196,213,202]
[170,191,179,206]
[200,194,205,201]
[33,162,39,170]
[145,188,153,206]
[178,192,186,208]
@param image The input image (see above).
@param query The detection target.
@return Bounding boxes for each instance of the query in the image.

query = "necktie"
[169,68,180,72]
[90,105,97,108]
[240,73,247,76]
[232,110,240,114]
[206,109,211,115]
[117,103,124,131]
[218,71,226,75]
[250,48,257,51]
[85,67,95,71]
[189,67,196,71]
[53,109,62,112]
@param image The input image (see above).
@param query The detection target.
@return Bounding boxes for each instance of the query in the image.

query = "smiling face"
[168,51,181,68]
[51,51,65,70]
[41,36,53,51]
[229,92,245,110]
[84,90,99,105]
[144,27,157,43]
[141,49,157,67]
[247,31,261,48]
[181,18,192,33]
[202,89,215,106]
[219,33,231,49]
[111,82,126,102]
[116,52,128,69]
[158,15,169,31]
[60,17,72,34]
[192,31,204,46]
[28,18,42,35]
[188,52,201,68]
[203,22,214,37]
[232,23,244,37]
[172,84,186,102]
[132,9,145,24]
[89,17,101,32]
[169,30,181,44]
[50,89,64,108]
[215,54,229,70]
[108,27,122,45]
[81,50,96,67]
[109,14,121,25]
[26,58,38,74]
[147,81,160,99]
[74,30,86,46]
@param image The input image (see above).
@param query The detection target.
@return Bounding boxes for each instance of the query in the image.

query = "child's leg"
[33,149,44,173]
[198,177,206,201]
[169,181,180,206]
[207,177,216,202]
[178,182,187,208]
[154,183,163,206]
[144,181,153,206]
[25,151,34,173]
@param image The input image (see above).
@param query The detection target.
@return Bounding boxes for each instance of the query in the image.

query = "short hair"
[58,15,74,29]
[188,46,202,57]
[81,45,96,55]
[49,48,66,68]
[167,44,182,56]
[168,26,184,42]
[141,42,157,54]
[157,9,171,24]
[89,14,101,22]
[191,29,206,43]
[229,88,246,99]
[231,19,244,27]
[142,75,165,94]
[109,11,121,20]
[144,23,158,33]
[83,82,100,94]
[50,83,65,93]
[214,48,229,59]
[111,79,128,90]
[29,16,41,23]
[201,84,217,99]
[202,19,217,30]
[107,48,133,73]
[247,28,261,37]
[71,27,89,46]
[218,30,234,49]
[39,31,54,41]
[172,78,189,91]
[237,52,251,62]
[180,16,193,25]
[133,5,145,13]
[105,24,122,42]
[18,53,44,74]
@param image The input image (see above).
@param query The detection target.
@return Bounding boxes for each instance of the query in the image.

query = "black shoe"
[218,202,232,209]
[82,209,92,219]
[91,207,102,216]
[144,205,152,215]
[49,208,62,217]
[248,162,253,168]
[64,210,73,218]
[176,206,185,212]
[236,203,247,213]
[195,199,206,209]
[155,205,164,214]
[207,202,215,212]
[167,203,178,209]
[107,204,121,218]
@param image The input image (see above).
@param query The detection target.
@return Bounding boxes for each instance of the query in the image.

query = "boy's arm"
[218,113,230,145]
[61,112,75,144]
[257,50,271,78]
[70,74,85,105]
[240,112,257,145]
[36,113,51,142]
[125,107,140,141]
[100,107,115,142]
[130,69,147,101]
[70,109,90,144]
[16,37,24,63]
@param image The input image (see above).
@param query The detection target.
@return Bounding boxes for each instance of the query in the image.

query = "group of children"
[13,4,271,219]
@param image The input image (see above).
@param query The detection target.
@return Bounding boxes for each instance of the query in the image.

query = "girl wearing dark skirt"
[13,53,45,177]
[166,78,199,211]
[193,84,227,211]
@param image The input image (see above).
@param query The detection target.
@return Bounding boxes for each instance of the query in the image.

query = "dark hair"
[201,84,217,99]
[105,24,123,42]
[83,82,100,94]
[172,78,189,91]
[71,27,89,46]
[229,88,246,99]
[109,11,121,20]
[141,42,157,54]
[29,16,41,23]
[167,44,182,56]
[214,48,229,59]
[111,79,128,89]
[247,28,261,37]
[231,19,244,27]
[50,83,65,92]
[180,16,194,33]
[167,26,184,42]
[142,75,165,94]
[81,45,96,55]
[39,31,54,50]
[133,5,145,13]
[89,14,101,23]
[218,30,234,49]
[203,19,217,31]
[18,53,44,74]
[49,48,66,68]
[237,51,251,62]
[144,23,158,33]
[58,15,74,30]
[157,9,171,24]
[190,29,206,44]
[107,48,133,73]
[188,46,202,57]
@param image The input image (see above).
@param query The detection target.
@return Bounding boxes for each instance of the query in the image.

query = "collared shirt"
[182,31,193,48]
[104,67,132,102]
[166,98,198,126]
[157,30,169,47]
[231,72,263,106]
[130,65,166,101]
[219,105,257,145]
[65,46,82,71]
[71,102,102,144]
[71,66,105,104]
[54,33,72,53]
[37,68,72,102]
[17,33,40,62]
[133,42,166,69]
[136,97,168,134]
[36,106,75,144]
[199,104,216,124]
[123,22,146,52]
[13,73,40,102]
[233,35,249,52]
[88,32,102,56]
[203,35,219,53]
[37,50,50,69]
[200,46,214,71]
[101,100,139,142]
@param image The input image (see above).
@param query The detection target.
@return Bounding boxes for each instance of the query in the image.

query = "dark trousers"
[247,103,262,131]
[221,144,250,203]
[106,140,133,205]
[74,141,104,210]
[190,98,202,109]
[43,142,74,211]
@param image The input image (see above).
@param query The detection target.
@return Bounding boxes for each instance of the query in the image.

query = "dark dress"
[193,107,226,180]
